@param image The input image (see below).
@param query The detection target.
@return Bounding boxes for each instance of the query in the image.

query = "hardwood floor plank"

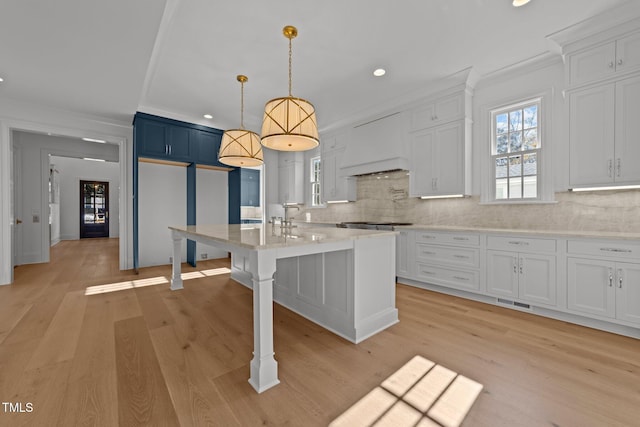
[25,289,87,370]
[114,317,179,426]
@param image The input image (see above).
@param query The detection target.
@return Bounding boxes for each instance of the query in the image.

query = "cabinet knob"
[618,59,623,66]
[608,61,614,68]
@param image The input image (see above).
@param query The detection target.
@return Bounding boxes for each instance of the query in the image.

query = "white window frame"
[481,90,555,204]
[310,156,321,206]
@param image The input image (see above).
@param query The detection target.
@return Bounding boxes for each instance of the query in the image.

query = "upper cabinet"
[241,168,260,207]
[133,112,226,168]
[570,75,640,187]
[321,131,356,203]
[568,32,640,88]
[278,152,304,204]
[407,85,473,198]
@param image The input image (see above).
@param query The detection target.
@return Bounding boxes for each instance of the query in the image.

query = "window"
[491,99,541,201]
[310,156,321,206]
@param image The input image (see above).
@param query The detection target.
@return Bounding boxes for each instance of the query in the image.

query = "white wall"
[52,156,120,240]
[196,168,228,260]
[138,162,187,267]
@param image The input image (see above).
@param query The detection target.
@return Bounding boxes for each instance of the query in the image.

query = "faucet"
[282,204,300,230]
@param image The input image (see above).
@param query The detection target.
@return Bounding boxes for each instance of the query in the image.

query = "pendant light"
[218,75,264,167]
[261,25,319,151]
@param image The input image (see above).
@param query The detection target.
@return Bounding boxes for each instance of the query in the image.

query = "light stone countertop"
[169,224,397,250]
[396,224,640,240]
[292,220,640,240]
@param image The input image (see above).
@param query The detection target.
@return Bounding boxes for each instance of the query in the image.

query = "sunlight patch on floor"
[84,267,231,295]
[330,355,483,427]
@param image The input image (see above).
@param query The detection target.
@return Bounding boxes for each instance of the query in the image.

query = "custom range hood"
[340,111,409,176]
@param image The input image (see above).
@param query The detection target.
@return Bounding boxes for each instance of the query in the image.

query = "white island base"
[169,225,398,393]
[231,234,399,344]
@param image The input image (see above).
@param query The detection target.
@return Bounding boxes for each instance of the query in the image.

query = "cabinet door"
[433,121,464,195]
[166,126,192,161]
[194,129,223,167]
[569,42,616,87]
[615,262,640,324]
[569,84,615,187]
[322,150,338,201]
[409,91,464,131]
[408,128,435,197]
[614,75,640,183]
[486,250,518,298]
[519,253,556,306]
[615,32,640,75]
[567,257,615,318]
[396,231,414,278]
[138,119,168,158]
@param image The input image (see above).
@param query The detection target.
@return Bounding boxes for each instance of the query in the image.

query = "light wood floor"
[1,238,639,426]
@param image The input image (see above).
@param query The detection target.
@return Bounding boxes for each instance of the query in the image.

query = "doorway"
[80,180,109,238]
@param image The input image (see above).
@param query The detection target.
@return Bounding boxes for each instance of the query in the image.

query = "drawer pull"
[422,251,436,255]
[599,247,632,253]
[453,276,469,281]
[421,270,436,275]
[453,255,470,259]
[453,237,469,241]
[508,241,529,246]
[421,235,436,239]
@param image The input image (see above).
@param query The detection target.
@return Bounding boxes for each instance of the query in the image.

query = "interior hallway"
[1,238,639,426]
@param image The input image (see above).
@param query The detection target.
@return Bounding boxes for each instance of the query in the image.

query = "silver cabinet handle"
[513,257,518,274]
[609,61,614,68]
[618,269,623,289]
[608,159,613,177]
[519,258,523,275]
[600,247,632,253]
[508,241,529,246]
[608,268,613,287]
[617,158,621,177]
[453,276,469,281]
[169,145,172,155]
[453,237,469,241]
[618,59,623,66]
[453,254,469,259]
[165,144,169,155]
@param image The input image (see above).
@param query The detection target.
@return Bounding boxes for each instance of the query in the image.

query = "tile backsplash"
[295,170,640,233]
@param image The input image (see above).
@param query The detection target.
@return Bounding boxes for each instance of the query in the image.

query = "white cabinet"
[409,120,471,197]
[413,230,481,292]
[569,75,640,187]
[396,230,414,278]
[486,236,557,306]
[567,238,640,325]
[278,152,304,204]
[409,91,466,131]
[568,32,640,87]
[568,258,640,324]
[321,132,356,203]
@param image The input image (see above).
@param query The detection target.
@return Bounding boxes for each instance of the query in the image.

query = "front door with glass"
[80,180,109,238]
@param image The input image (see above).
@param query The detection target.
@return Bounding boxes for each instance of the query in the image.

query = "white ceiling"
[0,0,634,133]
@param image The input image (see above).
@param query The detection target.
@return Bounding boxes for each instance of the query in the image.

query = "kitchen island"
[169,224,398,393]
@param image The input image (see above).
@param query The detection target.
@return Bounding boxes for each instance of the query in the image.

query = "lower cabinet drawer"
[415,262,480,291]
[415,244,479,268]
[567,239,640,260]
[487,235,556,253]
[415,231,480,246]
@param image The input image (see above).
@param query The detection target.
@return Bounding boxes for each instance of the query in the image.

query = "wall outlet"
[200,253,208,260]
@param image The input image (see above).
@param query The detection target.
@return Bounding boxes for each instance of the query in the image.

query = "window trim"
[480,90,555,205]
[310,155,321,207]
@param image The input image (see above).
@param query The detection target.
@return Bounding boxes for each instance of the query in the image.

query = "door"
[12,141,23,268]
[80,181,109,238]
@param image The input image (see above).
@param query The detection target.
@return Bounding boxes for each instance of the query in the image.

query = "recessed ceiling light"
[373,68,386,77]
[512,0,531,6]
[203,114,213,119]
[0,77,4,82]
[82,137,106,143]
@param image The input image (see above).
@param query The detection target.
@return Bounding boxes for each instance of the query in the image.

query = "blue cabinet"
[241,169,260,207]
[193,129,225,168]
[135,115,193,162]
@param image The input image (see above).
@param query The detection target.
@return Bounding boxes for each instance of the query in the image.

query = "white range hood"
[340,112,409,176]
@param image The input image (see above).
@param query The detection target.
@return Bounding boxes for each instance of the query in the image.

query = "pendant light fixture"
[261,25,319,151]
[218,75,264,167]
